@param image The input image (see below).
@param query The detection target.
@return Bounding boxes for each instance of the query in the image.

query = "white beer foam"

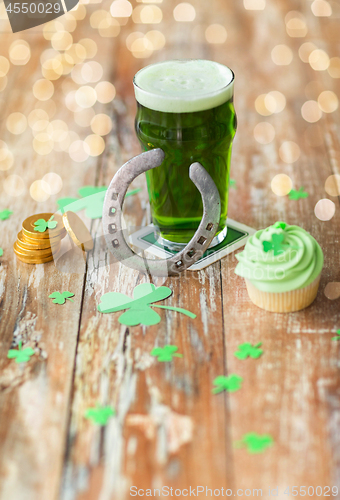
[133,60,234,113]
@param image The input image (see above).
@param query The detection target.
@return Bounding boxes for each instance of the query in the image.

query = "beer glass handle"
[102,148,221,277]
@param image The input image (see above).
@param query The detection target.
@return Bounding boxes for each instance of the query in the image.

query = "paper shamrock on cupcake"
[34,215,58,233]
[98,283,196,326]
[262,233,286,256]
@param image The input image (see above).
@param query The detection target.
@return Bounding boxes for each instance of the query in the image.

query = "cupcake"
[234,221,324,312]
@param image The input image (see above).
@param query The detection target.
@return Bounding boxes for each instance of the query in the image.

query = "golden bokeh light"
[253,122,275,144]
[6,112,27,135]
[79,38,98,59]
[309,49,329,71]
[145,30,166,50]
[3,175,25,197]
[71,64,87,84]
[54,130,80,152]
[279,141,301,163]
[110,0,133,17]
[0,141,14,171]
[311,0,332,16]
[65,44,87,65]
[74,108,95,127]
[324,175,340,197]
[301,100,322,122]
[33,79,54,101]
[35,99,56,118]
[30,180,51,202]
[51,31,73,51]
[173,2,196,21]
[255,94,272,116]
[314,199,336,221]
[271,44,293,65]
[31,119,49,137]
[265,91,286,113]
[60,14,77,32]
[69,140,90,162]
[271,174,293,196]
[9,40,31,65]
[130,37,153,58]
[84,134,105,156]
[98,17,121,37]
[91,114,113,135]
[95,81,116,103]
[28,109,49,128]
[75,86,97,108]
[65,90,82,112]
[243,0,265,9]
[0,76,7,92]
[90,10,110,28]
[298,42,317,63]
[42,172,63,195]
[0,56,10,77]
[205,24,227,44]
[328,57,340,78]
[69,3,86,19]
[33,133,54,155]
[304,124,324,147]
[317,90,338,113]
[43,20,64,40]
[42,58,63,80]
[47,120,68,142]
[285,12,307,37]
[133,5,163,23]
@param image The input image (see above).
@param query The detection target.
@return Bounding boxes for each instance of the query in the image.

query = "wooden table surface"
[0,0,340,498]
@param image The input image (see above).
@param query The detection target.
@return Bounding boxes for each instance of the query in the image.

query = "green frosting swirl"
[234,222,324,293]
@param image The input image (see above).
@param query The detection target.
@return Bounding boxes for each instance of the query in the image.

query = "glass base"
[154,225,228,252]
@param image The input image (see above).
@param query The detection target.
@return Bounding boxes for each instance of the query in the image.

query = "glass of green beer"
[133,59,237,250]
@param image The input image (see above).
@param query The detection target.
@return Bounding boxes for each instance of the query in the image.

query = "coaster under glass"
[154,225,228,252]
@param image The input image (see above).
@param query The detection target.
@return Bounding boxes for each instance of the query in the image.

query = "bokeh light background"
[0,0,339,219]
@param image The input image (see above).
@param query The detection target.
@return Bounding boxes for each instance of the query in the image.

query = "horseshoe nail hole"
[175,260,183,267]
[206,223,213,231]
[109,207,116,216]
[112,239,119,248]
[197,236,207,245]
[111,192,118,201]
[187,248,196,258]
[108,223,116,234]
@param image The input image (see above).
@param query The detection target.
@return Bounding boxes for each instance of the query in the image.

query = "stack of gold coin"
[14,213,66,264]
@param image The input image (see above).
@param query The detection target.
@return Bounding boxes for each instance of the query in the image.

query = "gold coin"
[17,231,61,250]
[14,245,62,264]
[63,211,94,251]
[15,240,60,258]
[22,213,65,239]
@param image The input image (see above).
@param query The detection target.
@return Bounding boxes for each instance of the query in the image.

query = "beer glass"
[134,59,237,250]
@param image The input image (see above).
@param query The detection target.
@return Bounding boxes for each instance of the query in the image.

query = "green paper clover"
[0,209,13,220]
[7,341,35,364]
[235,432,274,454]
[84,406,115,425]
[230,179,236,189]
[34,215,58,233]
[151,345,183,362]
[288,187,309,200]
[98,283,196,326]
[0,248,3,257]
[262,233,287,256]
[332,329,340,341]
[57,186,141,220]
[49,291,75,304]
[234,342,263,359]
[212,374,243,394]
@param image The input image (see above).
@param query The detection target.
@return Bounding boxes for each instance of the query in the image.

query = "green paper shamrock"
[57,186,141,220]
[235,432,274,454]
[288,187,309,200]
[234,342,263,359]
[7,341,35,364]
[262,233,286,256]
[230,179,236,189]
[332,329,340,341]
[34,215,58,233]
[151,345,183,362]
[0,209,13,220]
[98,283,196,326]
[0,248,3,257]
[49,291,75,304]
[212,374,243,394]
[84,406,115,425]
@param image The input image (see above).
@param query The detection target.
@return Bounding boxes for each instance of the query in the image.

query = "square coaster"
[129,219,256,271]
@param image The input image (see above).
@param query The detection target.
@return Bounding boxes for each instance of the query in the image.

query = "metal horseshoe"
[102,148,221,277]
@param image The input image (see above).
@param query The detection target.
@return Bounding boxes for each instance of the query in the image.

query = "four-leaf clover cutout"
[151,345,183,362]
[212,374,243,394]
[7,341,35,364]
[98,283,196,326]
[288,187,309,200]
[0,209,13,220]
[34,215,58,233]
[235,432,274,454]
[49,291,75,304]
[262,233,287,256]
[332,329,340,341]
[84,406,115,425]
[234,342,263,359]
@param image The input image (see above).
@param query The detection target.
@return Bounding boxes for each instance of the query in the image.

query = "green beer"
[134,60,237,247]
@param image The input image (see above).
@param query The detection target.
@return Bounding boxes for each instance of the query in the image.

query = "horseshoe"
[102,148,221,277]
